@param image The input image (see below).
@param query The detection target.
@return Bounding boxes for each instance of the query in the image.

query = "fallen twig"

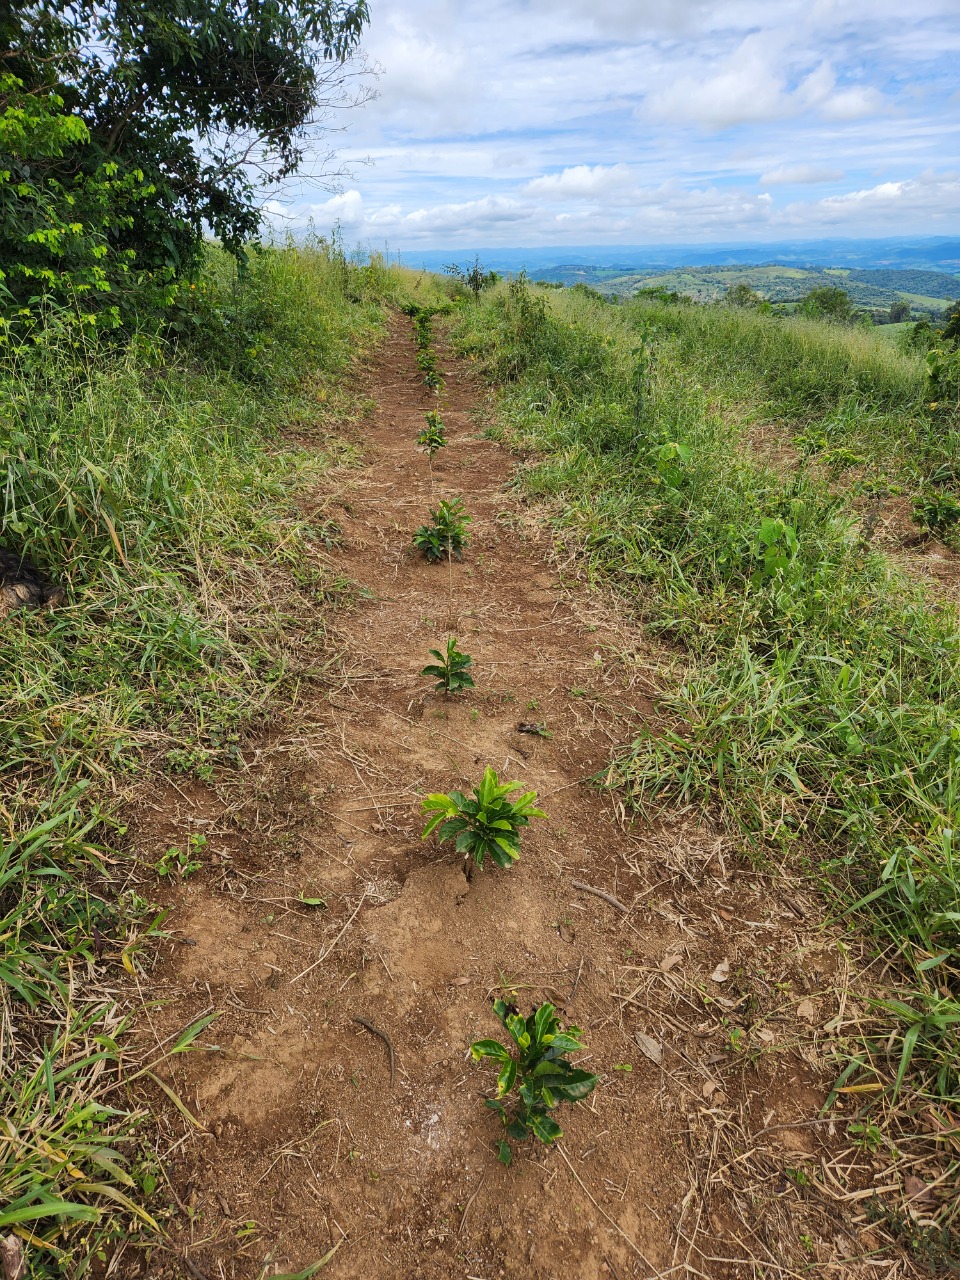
[555,1144,663,1273]
[458,1175,486,1236]
[571,880,629,915]
[352,1016,396,1087]
[290,893,367,985]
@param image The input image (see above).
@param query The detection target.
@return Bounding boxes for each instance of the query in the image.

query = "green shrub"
[797,285,855,324]
[471,1000,598,1165]
[412,497,471,561]
[421,767,546,869]
[912,491,960,537]
[417,410,447,456]
[421,635,475,693]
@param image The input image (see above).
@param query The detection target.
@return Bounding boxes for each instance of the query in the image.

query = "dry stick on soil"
[352,1016,396,1087]
[289,892,368,985]
[457,1175,486,1236]
[571,880,630,915]
[555,1145,666,1276]
[567,956,585,1004]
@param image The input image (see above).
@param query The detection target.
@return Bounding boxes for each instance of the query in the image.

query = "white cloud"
[523,164,634,199]
[819,85,887,120]
[806,169,960,223]
[270,0,960,246]
[644,41,887,131]
[645,33,792,130]
[759,163,846,183]
[281,167,960,248]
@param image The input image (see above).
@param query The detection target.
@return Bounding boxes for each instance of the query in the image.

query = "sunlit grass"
[453,280,960,1126]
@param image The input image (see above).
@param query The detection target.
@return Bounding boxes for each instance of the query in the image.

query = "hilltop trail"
[133,315,856,1280]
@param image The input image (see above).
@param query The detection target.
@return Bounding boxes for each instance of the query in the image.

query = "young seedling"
[412,497,471,562]
[417,410,447,457]
[155,833,206,879]
[912,491,960,539]
[421,636,475,694]
[420,766,546,870]
[471,1000,599,1166]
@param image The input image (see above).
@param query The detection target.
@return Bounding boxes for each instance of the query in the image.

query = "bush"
[797,285,855,324]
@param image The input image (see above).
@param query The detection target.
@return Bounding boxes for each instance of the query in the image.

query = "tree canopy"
[797,285,855,324]
[0,0,370,333]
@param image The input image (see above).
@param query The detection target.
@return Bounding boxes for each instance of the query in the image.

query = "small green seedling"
[652,440,692,490]
[471,1000,599,1165]
[417,410,447,456]
[412,497,471,562]
[421,635,475,694]
[421,766,546,869]
[517,721,552,739]
[155,833,206,879]
[752,516,798,584]
[912,491,960,537]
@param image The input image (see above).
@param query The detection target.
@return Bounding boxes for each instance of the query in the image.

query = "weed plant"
[453,279,960,1133]
[0,236,386,1270]
[633,295,960,492]
[471,1000,598,1165]
[412,497,471,561]
[912,490,960,538]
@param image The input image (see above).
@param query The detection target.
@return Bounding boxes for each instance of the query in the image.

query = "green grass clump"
[0,237,387,1271]
[453,279,960,1124]
[624,295,958,488]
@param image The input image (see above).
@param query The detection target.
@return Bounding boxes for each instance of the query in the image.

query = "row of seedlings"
[404,309,599,1166]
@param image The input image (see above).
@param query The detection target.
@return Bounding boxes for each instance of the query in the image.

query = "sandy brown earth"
[121,318,929,1280]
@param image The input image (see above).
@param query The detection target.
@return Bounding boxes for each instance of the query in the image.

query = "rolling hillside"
[528,262,960,315]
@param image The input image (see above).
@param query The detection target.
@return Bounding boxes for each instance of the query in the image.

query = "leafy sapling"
[752,516,798,584]
[421,636,475,694]
[471,1000,599,1166]
[412,497,471,562]
[417,411,447,457]
[421,766,546,870]
[912,491,960,539]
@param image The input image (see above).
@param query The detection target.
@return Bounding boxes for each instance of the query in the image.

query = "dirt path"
[133,317,875,1280]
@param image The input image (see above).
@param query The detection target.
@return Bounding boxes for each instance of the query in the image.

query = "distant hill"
[536,263,960,316]
[398,237,960,276]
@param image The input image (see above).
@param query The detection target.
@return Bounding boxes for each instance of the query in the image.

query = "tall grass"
[453,282,960,1132]
[0,238,389,1272]
[631,298,958,481]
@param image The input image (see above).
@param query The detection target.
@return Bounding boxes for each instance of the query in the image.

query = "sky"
[267,0,960,250]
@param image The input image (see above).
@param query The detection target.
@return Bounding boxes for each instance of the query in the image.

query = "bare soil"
[125,318,922,1279]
